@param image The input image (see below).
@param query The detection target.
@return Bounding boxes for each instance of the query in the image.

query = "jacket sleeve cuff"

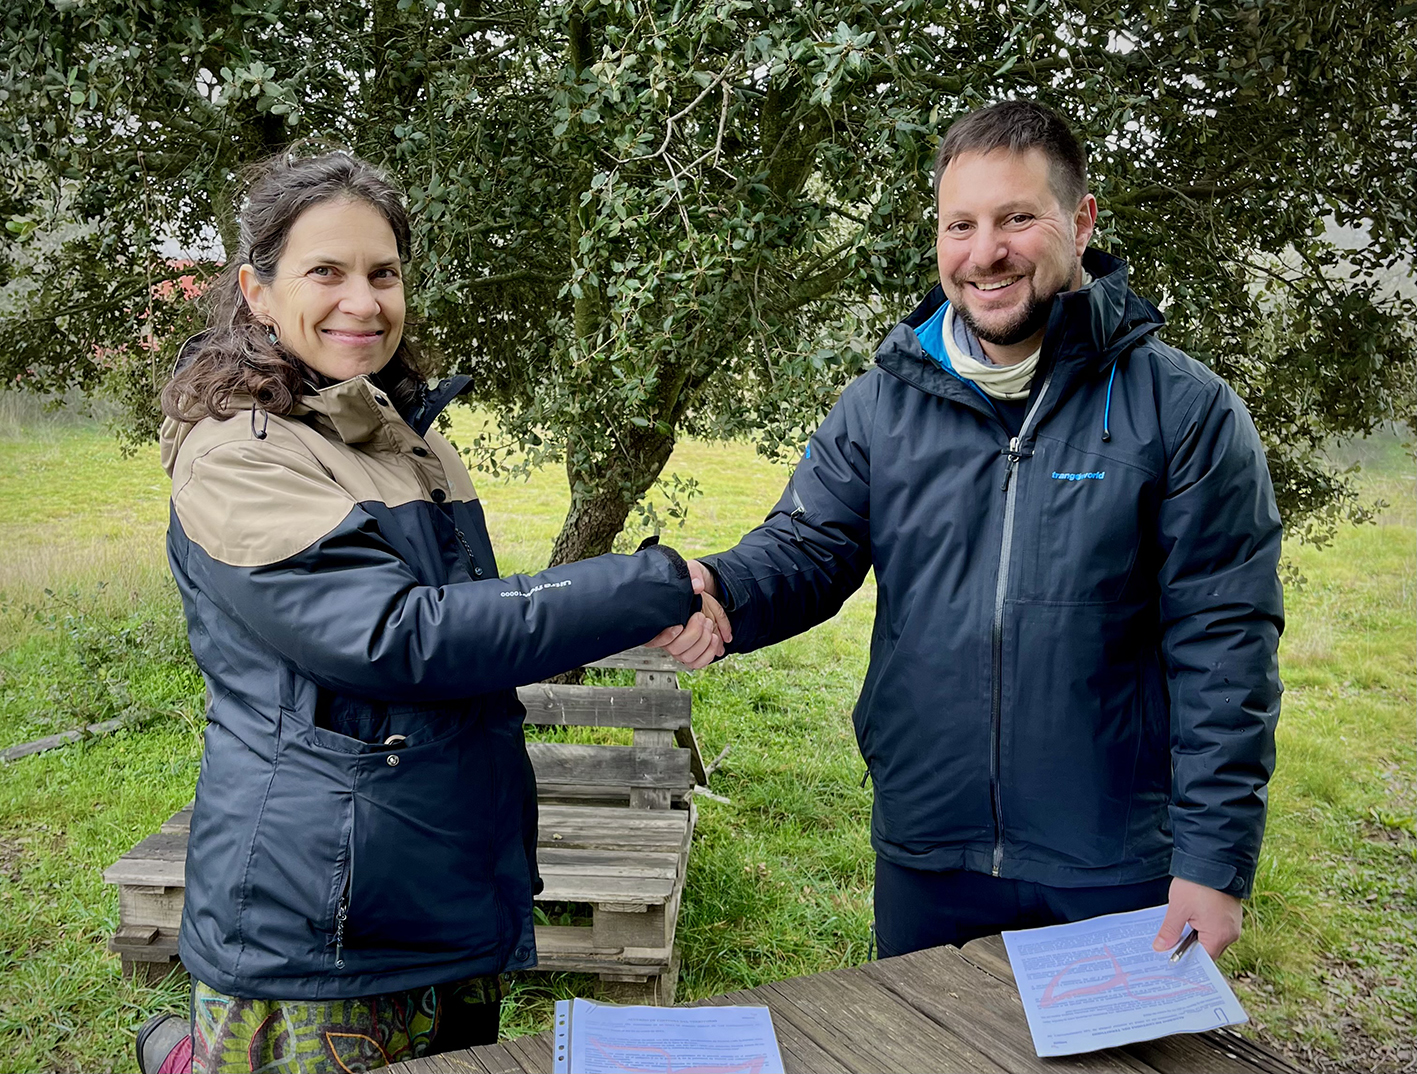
[639,543,701,614]
[1170,849,1251,898]
[698,557,737,612]
[697,553,756,650]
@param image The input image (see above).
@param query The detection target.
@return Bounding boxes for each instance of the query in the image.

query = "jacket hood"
[160,372,472,479]
[877,249,1165,401]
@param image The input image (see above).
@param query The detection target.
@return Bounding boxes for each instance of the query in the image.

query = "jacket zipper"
[989,365,1056,876]
[490,728,508,962]
[333,876,349,969]
[453,524,480,575]
[334,804,355,970]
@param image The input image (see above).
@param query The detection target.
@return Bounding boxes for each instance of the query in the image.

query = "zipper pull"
[1001,437,1021,493]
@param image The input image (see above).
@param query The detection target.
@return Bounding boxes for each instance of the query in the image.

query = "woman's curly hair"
[162,149,428,423]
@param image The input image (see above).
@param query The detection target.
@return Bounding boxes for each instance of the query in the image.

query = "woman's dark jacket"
[161,374,696,999]
[703,251,1283,897]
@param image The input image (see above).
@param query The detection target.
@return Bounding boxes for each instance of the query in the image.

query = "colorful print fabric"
[190,976,500,1073]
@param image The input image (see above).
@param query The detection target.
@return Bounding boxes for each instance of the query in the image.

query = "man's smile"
[968,276,1025,295]
[974,277,1020,294]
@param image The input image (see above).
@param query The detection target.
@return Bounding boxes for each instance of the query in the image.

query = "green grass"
[0,404,1411,1072]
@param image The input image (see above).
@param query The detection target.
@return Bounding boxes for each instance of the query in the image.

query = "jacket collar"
[878,250,1164,407]
[291,373,473,443]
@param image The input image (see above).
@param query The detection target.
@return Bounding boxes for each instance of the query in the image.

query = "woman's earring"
[266,325,280,346]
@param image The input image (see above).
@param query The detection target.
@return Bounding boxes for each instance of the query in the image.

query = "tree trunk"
[546,426,676,568]
[542,426,673,684]
[546,480,638,566]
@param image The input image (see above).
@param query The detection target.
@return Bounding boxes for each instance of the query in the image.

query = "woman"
[138,150,727,1074]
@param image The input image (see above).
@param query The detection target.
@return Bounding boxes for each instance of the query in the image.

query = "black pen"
[1169,929,1201,963]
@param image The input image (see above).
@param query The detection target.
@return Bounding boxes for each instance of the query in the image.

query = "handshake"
[646,560,731,670]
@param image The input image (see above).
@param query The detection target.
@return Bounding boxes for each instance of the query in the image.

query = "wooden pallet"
[104,647,701,1003]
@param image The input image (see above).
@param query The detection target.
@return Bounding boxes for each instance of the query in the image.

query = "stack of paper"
[552,998,786,1074]
[1002,904,1249,1057]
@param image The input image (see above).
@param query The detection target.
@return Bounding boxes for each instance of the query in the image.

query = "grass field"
[0,397,1411,1073]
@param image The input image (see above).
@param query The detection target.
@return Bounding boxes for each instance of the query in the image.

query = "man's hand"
[687,558,718,600]
[1152,877,1243,960]
[644,561,732,670]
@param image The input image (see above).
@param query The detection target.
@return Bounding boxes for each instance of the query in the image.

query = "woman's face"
[239,198,406,382]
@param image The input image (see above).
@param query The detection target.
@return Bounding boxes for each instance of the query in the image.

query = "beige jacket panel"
[167,376,479,569]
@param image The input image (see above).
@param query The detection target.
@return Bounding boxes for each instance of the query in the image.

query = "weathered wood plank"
[108,930,179,962]
[584,646,681,673]
[461,1043,527,1074]
[537,810,688,854]
[121,830,189,863]
[537,830,684,853]
[112,924,160,947]
[386,1055,491,1074]
[535,848,680,878]
[161,808,192,834]
[538,804,691,830]
[396,1041,521,1073]
[628,787,673,810]
[533,925,673,967]
[957,933,1016,981]
[528,743,692,791]
[534,785,688,807]
[593,901,671,949]
[863,948,1157,1074]
[675,725,709,786]
[1125,1031,1306,1074]
[534,955,673,975]
[538,874,674,906]
[517,684,690,730]
[500,1030,555,1074]
[104,857,184,888]
[116,887,186,930]
[764,969,1008,1073]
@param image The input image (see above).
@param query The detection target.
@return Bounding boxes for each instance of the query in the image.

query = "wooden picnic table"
[389,934,1302,1074]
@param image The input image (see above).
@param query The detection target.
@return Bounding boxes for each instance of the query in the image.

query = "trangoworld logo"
[1052,471,1106,481]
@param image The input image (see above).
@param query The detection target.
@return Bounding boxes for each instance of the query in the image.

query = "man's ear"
[237,264,269,323]
[1074,194,1098,255]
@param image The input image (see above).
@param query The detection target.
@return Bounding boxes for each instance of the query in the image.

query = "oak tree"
[2,0,1412,561]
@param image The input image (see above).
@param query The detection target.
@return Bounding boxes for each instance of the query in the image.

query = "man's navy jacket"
[702,250,1283,896]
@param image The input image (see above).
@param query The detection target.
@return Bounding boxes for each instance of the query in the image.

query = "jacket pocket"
[1023,437,1156,603]
[233,715,357,980]
[339,721,503,960]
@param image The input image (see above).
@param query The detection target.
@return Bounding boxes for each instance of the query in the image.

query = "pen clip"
[1168,928,1200,963]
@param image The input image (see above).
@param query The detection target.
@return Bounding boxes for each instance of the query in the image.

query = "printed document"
[552,997,786,1074]
[1002,904,1249,1057]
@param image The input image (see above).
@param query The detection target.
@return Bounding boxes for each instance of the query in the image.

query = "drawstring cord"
[1101,363,1117,442]
[250,403,269,440]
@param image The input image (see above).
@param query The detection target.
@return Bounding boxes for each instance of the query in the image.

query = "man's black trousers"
[873,855,1173,958]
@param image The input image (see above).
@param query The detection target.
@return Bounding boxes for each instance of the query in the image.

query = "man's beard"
[952,259,1077,347]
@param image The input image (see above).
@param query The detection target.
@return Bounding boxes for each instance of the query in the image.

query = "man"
[651,100,1282,960]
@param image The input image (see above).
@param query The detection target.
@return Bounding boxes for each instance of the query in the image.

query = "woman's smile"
[321,328,385,345]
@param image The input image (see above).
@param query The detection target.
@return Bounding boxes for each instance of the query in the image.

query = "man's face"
[936,148,1096,349]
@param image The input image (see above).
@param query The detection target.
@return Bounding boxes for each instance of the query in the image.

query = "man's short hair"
[933,100,1088,210]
